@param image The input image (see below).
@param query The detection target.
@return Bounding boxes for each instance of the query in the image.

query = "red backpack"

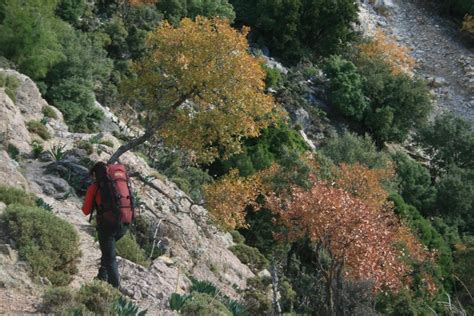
[96,164,134,226]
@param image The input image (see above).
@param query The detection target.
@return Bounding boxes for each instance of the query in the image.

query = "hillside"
[0,0,473,315]
[0,69,253,314]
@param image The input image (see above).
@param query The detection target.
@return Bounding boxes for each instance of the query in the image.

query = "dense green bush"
[0,0,66,80]
[263,65,283,89]
[6,143,20,161]
[26,120,51,140]
[0,185,36,206]
[43,281,146,315]
[42,106,58,119]
[435,166,474,234]
[320,132,389,169]
[4,204,81,285]
[231,0,359,63]
[391,152,436,213]
[324,55,367,120]
[77,280,121,315]
[416,113,474,173]
[229,244,269,273]
[390,194,453,289]
[55,0,86,24]
[181,292,232,316]
[116,232,150,267]
[210,124,308,177]
[156,0,235,24]
[355,56,432,144]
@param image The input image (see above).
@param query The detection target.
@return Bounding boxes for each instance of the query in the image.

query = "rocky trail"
[374,0,474,120]
[0,69,254,314]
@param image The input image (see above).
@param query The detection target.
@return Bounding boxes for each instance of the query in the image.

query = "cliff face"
[0,69,254,314]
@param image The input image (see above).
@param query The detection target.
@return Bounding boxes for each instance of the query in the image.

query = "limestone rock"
[0,89,31,154]
[0,151,29,190]
[1,69,47,122]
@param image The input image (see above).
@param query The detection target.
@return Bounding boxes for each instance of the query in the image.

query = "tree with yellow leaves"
[358,28,416,75]
[108,17,279,163]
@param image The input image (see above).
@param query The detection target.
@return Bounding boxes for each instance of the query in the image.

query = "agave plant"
[48,144,66,161]
[114,296,147,316]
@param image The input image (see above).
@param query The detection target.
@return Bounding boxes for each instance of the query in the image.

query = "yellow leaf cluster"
[358,28,416,75]
[123,17,280,163]
[203,169,266,230]
[462,15,474,33]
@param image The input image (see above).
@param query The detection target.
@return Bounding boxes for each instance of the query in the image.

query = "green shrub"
[43,282,146,315]
[230,230,245,244]
[4,204,81,285]
[181,292,232,316]
[416,113,474,173]
[31,140,44,158]
[355,56,432,144]
[229,244,269,273]
[0,185,35,206]
[42,287,79,314]
[231,0,358,62]
[0,72,21,102]
[391,151,436,213]
[42,106,58,119]
[321,132,389,169]
[78,140,94,155]
[27,120,51,140]
[116,233,150,267]
[6,143,20,160]
[263,65,283,89]
[324,55,367,120]
[100,140,114,147]
[77,280,121,315]
[435,166,474,234]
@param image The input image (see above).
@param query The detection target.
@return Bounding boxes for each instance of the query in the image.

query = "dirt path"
[383,0,474,120]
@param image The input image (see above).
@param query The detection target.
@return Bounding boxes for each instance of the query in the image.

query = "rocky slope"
[0,69,254,314]
[359,0,474,121]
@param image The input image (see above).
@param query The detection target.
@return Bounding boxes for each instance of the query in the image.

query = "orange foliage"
[358,28,416,75]
[462,15,474,34]
[203,170,266,230]
[333,163,394,210]
[123,17,279,163]
[266,177,430,292]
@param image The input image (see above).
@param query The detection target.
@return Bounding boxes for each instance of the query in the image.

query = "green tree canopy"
[0,0,66,79]
[230,0,358,63]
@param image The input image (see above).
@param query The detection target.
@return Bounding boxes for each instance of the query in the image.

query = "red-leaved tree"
[266,180,416,313]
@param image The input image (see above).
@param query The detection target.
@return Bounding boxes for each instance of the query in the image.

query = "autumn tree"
[203,169,268,230]
[333,163,394,210]
[357,28,416,75]
[266,179,428,314]
[109,17,278,163]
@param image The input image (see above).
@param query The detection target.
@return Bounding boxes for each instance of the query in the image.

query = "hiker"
[82,161,134,288]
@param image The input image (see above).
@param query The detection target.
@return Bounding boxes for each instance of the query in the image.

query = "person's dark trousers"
[96,223,128,288]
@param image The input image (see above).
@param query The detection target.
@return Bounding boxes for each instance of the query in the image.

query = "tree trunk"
[107,127,155,164]
[271,258,282,316]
